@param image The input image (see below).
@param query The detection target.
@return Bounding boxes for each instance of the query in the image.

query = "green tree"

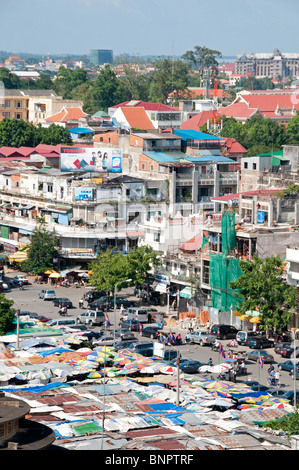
[286,112,299,144]
[88,249,130,294]
[0,119,72,147]
[126,245,160,286]
[91,66,131,111]
[36,123,72,145]
[0,294,16,336]
[53,66,89,99]
[0,67,21,88]
[21,221,58,275]
[229,255,297,334]
[148,58,189,103]
[262,408,299,437]
[182,46,222,72]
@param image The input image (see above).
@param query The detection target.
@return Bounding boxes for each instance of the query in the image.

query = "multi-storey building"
[0,89,84,124]
[235,49,299,79]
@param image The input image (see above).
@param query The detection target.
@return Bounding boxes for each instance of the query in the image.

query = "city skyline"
[0,0,298,59]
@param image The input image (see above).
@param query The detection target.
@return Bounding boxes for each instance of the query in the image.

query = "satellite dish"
[227,199,232,208]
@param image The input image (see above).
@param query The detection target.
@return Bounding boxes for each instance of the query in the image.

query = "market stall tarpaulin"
[8,250,28,262]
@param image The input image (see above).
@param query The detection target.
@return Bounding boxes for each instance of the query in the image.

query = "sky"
[0,0,298,59]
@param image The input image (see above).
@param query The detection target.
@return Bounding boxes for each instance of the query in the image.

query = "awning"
[22,205,34,210]
[179,286,191,299]
[155,282,167,293]
[8,250,28,262]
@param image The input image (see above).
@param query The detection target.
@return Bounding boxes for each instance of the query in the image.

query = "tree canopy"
[0,294,16,336]
[88,245,159,293]
[21,221,58,275]
[0,119,72,147]
[229,254,297,333]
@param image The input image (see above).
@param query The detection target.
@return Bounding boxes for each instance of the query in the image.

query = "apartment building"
[0,89,83,124]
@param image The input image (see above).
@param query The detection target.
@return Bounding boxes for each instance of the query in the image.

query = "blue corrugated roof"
[185,155,235,163]
[174,129,223,141]
[143,152,184,163]
[68,127,94,134]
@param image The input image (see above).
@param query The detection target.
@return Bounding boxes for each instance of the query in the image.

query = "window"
[141,163,145,170]
[150,164,154,171]
[244,162,248,169]
[14,101,23,109]
[47,184,53,192]
[154,232,160,242]
[253,163,257,170]
[4,100,10,108]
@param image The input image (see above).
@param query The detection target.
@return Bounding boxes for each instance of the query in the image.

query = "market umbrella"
[44,270,55,274]
[208,364,229,373]
[49,272,61,279]
[239,315,249,321]
[249,317,261,323]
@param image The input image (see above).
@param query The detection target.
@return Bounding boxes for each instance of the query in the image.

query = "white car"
[12,275,29,285]
[93,335,115,347]
[39,289,56,300]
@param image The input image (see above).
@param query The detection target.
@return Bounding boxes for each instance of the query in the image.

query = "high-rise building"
[90,49,113,66]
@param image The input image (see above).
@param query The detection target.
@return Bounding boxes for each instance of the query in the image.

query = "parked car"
[85,290,105,304]
[281,346,299,358]
[0,280,8,290]
[140,326,162,339]
[114,339,139,351]
[210,324,239,340]
[281,390,299,405]
[53,297,73,308]
[118,319,139,331]
[46,318,77,328]
[250,385,270,392]
[99,297,135,308]
[236,330,259,345]
[169,357,201,374]
[278,360,299,372]
[38,289,56,300]
[89,299,110,310]
[76,310,105,327]
[189,330,217,346]
[113,329,135,341]
[247,337,274,349]
[92,335,115,347]
[266,388,287,397]
[11,275,29,285]
[274,342,292,355]
[127,341,154,357]
[246,349,274,363]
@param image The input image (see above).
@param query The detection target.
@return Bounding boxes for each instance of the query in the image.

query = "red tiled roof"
[111,100,179,111]
[181,111,214,130]
[240,92,299,117]
[120,107,155,130]
[218,100,260,119]
[45,107,88,122]
[169,87,230,100]
[223,137,247,154]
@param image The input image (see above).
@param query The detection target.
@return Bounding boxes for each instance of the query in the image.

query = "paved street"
[5,270,298,393]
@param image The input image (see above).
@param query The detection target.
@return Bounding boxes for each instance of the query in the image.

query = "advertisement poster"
[60,147,122,173]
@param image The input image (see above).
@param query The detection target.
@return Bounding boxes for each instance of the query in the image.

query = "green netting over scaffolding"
[209,210,242,311]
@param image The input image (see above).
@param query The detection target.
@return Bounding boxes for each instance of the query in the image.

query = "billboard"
[60,147,122,173]
[74,187,94,201]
